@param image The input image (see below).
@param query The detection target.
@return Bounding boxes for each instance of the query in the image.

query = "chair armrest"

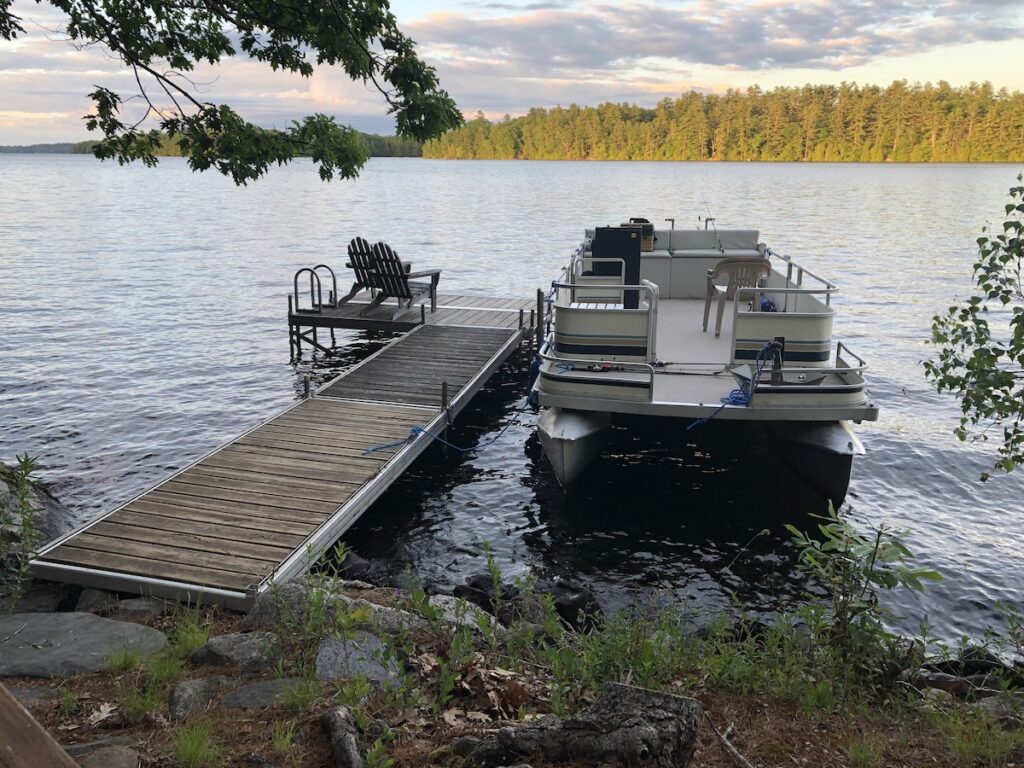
[406,269,442,279]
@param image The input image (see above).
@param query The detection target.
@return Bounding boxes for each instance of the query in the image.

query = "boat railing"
[550,279,660,362]
[539,348,656,402]
[763,248,838,306]
[742,339,868,388]
[734,284,837,316]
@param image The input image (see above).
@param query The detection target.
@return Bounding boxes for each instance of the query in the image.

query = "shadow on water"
[309,340,831,621]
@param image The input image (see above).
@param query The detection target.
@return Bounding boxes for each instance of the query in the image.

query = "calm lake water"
[1,155,1022,641]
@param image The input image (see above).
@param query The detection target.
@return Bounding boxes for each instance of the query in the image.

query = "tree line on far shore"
[0,133,423,158]
[424,81,1024,162]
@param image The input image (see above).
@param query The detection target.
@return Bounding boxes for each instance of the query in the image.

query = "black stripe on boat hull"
[539,371,650,390]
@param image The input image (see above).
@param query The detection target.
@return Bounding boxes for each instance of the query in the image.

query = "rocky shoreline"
[2,567,1023,768]
[2,464,1023,766]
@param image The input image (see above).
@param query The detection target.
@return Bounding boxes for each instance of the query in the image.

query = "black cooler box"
[593,226,642,309]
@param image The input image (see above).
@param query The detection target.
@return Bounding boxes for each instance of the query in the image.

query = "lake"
[1,154,1021,641]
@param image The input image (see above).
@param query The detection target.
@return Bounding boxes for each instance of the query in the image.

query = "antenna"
[700,196,723,252]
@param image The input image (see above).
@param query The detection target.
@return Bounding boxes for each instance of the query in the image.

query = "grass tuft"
[174,718,221,768]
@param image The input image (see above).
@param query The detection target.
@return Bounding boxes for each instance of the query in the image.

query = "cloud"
[409,0,1024,75]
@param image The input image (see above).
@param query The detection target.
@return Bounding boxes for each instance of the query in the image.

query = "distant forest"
[0,133,422,157]
[424,82,1024,162]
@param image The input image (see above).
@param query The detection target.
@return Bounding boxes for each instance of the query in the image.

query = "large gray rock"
[75,588,120,613]
[190,632,282,671]
[169,676,232,721]
[322,705,363,768]
[79,745,141,768]
[221,678,304,710]
[107,596,172,623]
[972,692,1024,721]
[0,613,166,678]
[314,631,401,685]
[244,582,426,637]
[428,594,503,636]
[2,581,79,613]
[5,683,56,710]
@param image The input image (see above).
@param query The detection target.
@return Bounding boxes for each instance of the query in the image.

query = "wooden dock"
[31,302,535,610]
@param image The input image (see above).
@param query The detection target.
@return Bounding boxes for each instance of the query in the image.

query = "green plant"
[280,676,321,712]
[934,710,1024,767]
[2,455,43,607]
[174,718,222,768]
[435,626,475,713]
[926,174,1024,478]
[364,735,395,768]
[55,686,79,720]
[270,720,298,755]
[146,653,183,687]
[171,607,211,657]
[845,736,884,768]
[106,647,141,673]
[117,680,163,723]
[785,505,940,651]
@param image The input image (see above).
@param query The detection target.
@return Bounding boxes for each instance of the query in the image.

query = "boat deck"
[31,322,526,610]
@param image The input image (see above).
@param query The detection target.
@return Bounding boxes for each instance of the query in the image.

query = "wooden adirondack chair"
[361,242,441,320]
[340,236,378,305]
[703,257,772,337]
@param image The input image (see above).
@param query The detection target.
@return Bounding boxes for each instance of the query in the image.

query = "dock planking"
[32,309,528,610]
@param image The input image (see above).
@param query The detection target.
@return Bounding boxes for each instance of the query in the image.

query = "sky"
[2,0,1024,144]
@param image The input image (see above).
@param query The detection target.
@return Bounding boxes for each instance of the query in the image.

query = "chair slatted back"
[371,242,412,299]
[347,237,377,287]
[712,258,772,299]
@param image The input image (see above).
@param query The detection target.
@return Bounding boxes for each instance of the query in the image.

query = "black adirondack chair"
[361,242,441,320]
[340,236,378,305]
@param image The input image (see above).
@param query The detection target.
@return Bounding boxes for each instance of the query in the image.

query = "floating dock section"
[32,302,534,610]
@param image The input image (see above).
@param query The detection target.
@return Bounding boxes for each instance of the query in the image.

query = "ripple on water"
[2,156,1023,642]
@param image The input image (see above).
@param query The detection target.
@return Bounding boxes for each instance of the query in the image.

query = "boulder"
[221,678,304,710]
[75,588,120,613]
[322,705,363,768]
[2,580,80,613]
[107,596,172,623]
[78,745,141,768]
[0,613,166,678]
[428,594,504,635]
[315,631,402,685]
[5,683,56,709]
[169,676,232,721]
[487,683,700,767]
[972,692,1024,722]
[190,632,282,671]
[244,583,426,637]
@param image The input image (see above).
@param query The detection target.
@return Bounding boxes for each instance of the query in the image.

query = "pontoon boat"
[530,220,879,505]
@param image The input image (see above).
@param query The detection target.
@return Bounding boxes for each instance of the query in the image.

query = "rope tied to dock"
[362,400,531,455]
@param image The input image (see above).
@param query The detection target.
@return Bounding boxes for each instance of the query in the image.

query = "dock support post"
[441,380,451,457]
[519,308,524,329]
[303,374,311,399]
[536,289,544,352]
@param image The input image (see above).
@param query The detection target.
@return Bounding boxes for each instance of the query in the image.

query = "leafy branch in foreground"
[785,506,940,653]
[925,175,1024,479]
[3,0,462,183]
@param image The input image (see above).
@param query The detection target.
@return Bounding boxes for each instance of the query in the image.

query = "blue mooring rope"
[362,399,532,455]
[687,340,782,431]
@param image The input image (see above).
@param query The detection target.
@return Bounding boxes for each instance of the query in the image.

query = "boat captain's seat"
[703,257,771,338]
